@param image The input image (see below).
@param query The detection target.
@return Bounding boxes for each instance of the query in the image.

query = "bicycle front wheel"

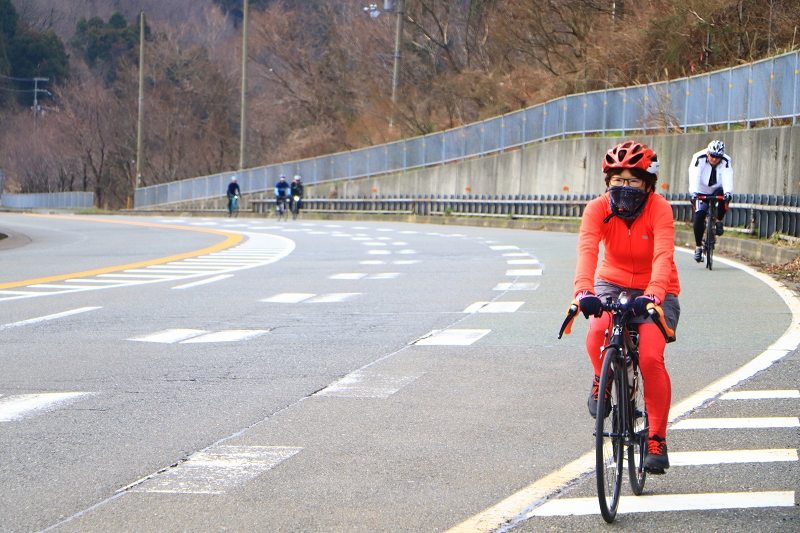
[596,348,625,523]
[627,355,648,495]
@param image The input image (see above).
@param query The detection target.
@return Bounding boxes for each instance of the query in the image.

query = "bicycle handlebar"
[695,194,725,200]
[557,296,675,342]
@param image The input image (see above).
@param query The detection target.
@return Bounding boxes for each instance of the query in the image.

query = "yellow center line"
[0,214,243,290]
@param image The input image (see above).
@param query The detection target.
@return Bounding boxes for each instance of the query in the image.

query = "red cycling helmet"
[602,140,659,175]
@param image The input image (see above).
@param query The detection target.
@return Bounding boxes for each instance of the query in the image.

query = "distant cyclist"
[226,176,241,216]
[688,140,734,262]
[573,140,680,475]
[290,175,304,214]
[275,174,290,210]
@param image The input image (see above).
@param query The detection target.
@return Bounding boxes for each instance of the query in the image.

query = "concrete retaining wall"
[307,126,800,199]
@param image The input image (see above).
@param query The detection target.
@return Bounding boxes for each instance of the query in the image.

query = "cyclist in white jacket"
[688,140,734,262]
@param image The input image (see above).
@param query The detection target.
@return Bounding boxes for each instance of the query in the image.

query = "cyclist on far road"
[275,174,290,209]
[689,140,734,262]
[226,175,241,215]
[572,140,681,475]
[290,175,304,214]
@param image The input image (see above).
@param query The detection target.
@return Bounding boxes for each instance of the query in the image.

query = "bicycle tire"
[705,209,714,270]
[596,348,625,523]
[291,201,299,220]
[627,354,648,495]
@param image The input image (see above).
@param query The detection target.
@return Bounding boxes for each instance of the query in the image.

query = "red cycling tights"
[586,314,672,439]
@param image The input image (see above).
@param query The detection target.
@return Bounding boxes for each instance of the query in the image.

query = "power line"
[0,73,45,83]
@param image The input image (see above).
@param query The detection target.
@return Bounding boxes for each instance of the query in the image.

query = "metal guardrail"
[0,192,94,209]
[249,193,800,239]
[135,50,800,209]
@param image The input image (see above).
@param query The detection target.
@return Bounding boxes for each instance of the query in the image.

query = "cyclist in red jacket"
[572,140,681,474]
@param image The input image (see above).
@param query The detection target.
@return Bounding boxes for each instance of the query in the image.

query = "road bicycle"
[559,294,674,523]
[696,194,725,271]
[228,195,239,218]
[291,195,301,220]
[275,196,288,221]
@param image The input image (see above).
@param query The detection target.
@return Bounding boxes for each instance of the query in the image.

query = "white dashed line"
[670,449,798,466]
[0,393,91,421]
[172,275,234,289]
[720,390,800,400]
[261,293,316,303]
[368,250,392,255]
[306,293,360,303]
[506,259,540,265]
[506,269,542,276]
[316,371,419,398]
[366,273,401,280]
[530,492,795,517]
[360,260,386,265]
[490,245,519,251]
[129,329,207,343]
[671,417,800,429]
[129,445,302,494]
[0,307,101,331]
[493,282,541,291]
[180,330,268,343]
[329,273,368,280]
[415,329,491,346]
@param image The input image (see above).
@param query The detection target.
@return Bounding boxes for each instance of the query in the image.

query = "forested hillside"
[1,0,798,208]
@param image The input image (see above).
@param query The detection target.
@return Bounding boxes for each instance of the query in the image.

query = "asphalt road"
[0,212,796,532]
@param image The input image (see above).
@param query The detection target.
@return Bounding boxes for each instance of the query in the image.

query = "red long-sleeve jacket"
[574,192,681,302]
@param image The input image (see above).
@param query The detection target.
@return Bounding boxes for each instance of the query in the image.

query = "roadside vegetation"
[1,0,799,208]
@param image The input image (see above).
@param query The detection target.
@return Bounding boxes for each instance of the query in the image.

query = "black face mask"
[605,186,650,222]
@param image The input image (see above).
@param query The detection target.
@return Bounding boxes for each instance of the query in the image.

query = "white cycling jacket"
[688,149,734,195]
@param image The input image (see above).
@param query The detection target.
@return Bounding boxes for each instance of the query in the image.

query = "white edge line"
[444,250,800,533]
[0,307,102,331]
[172,274,234,290]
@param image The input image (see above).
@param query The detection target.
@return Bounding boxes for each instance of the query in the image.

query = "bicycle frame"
[696,194,725,271]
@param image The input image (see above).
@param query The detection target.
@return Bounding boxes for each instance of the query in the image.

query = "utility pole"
[136,11,145,189]
[391,0,405,107]
[32,77,48,129]
[239,0,250,171]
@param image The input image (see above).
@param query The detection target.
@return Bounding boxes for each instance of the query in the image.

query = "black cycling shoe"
[587,374,613,419]
[643,435,670,475]
[715,221,724,236]
[693,248,703,262]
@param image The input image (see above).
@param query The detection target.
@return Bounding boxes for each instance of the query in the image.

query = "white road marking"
[398,230,418,234]
[360,260,386,265]
[447,253,800,533]
[352,237,372,241]
[377,228,394,232]
[530,491,795,517]
[324,224,342,227]
[670,449,798,466]
[308,231,327,234]
[368,250,392,255]
[493,282,540,290]
[502,252,530,257]
[63,279,133,284]
[28,284,91,290]
[261,293,316,303]
[415,329,491,346]
[316,371,419,398]
[363,242,388,246]
[376,236,392,241]
[330,273,367,280]
[172,275,234,289]
[129,329,207,344]
[0,393,91,421]
[393,260,420,265]
[506,259,540,265]
[490,245,519,250]
[306,293,360,303]
[397,249,417,254]
[126,269,217,275]
[672,417,800,429]
[366,273,400,279]
[180,330,269,343]
[463,302,524,313]
[130,445,302,494]
[506,269,542,276]
[0,307,101,331]
[392,241,408,245]
[463,302,489,313]
[720,389,800,400]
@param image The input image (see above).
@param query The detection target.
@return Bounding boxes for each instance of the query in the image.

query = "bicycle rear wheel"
[627,355,648,495]
[705,211,714,270]
[291,201,298,220]
[596,348,624,523]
